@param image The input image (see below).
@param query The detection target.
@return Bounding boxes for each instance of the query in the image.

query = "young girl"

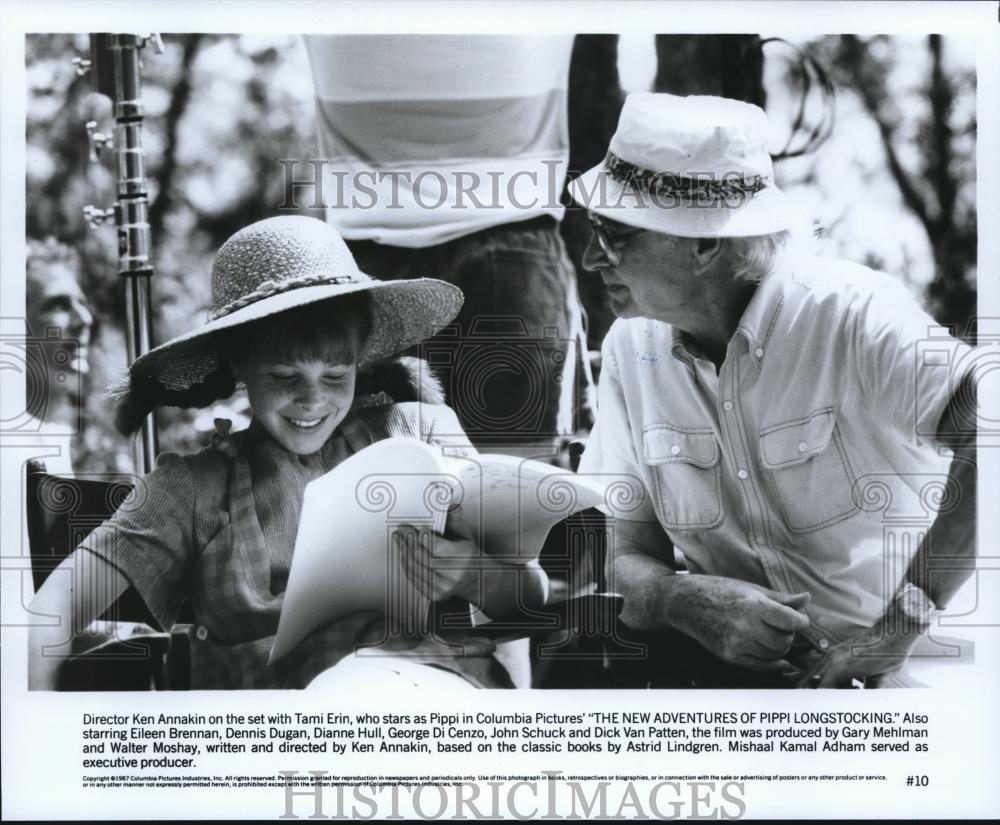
[28,215,546,690]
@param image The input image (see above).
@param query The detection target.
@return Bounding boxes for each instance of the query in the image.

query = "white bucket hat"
[569,92,803,238]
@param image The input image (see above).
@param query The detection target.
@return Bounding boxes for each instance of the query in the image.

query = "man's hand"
[795,611,923,688]
[670,577,812,672]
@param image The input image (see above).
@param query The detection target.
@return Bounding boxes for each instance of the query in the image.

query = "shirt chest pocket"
[643,425,723,530]
[758,407,859,533]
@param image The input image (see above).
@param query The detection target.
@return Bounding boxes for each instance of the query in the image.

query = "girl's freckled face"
[240,357,358,455]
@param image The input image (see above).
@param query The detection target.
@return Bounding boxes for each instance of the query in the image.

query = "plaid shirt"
[82,402,510,689]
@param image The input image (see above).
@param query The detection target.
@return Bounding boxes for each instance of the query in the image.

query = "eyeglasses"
[587,213,646,267]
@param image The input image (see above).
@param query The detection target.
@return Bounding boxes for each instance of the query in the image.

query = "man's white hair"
[726,231,792,283]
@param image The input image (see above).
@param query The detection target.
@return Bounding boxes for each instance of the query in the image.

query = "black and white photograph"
[2,0,998,820]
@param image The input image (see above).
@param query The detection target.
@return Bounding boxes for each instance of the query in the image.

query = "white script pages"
[270,438,608,661]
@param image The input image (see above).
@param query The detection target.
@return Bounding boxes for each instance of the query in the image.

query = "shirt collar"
[669,328,706,371]
[666,254,792,370]
[733,255,791,368]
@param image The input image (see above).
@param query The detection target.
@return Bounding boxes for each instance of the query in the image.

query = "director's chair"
[25,459,192,690]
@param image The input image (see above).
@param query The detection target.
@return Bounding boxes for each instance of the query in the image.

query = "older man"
[572,93,977,688]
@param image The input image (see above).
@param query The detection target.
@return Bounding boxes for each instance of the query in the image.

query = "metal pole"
[123,274,158,471]
[82,33,162,474]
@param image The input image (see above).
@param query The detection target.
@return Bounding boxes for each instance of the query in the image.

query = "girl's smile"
[239,358,358,455]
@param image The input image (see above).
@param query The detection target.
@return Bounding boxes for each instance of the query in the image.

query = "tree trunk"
[564,35,626,348]
[654,35,766,105]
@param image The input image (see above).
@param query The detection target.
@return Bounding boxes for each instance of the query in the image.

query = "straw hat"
[569,92,803,238]
[115,216,462,429]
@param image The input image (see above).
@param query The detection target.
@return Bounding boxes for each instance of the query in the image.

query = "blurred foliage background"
[24,34,976,473]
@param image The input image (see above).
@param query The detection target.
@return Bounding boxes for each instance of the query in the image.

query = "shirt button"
[195,625,209,641]
[670,444,681,455]
[722,401,734,411]
[754,347,764,358]
[737,469,748,480]
[797,441,808,453]
[818,638,829,650]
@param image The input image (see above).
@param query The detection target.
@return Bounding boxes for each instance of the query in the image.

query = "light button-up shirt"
[580,255,970,648]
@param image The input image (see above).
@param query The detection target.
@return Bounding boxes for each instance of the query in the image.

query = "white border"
[2,2,998,820]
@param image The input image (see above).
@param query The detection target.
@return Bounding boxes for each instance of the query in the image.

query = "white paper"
[271,438,606,661]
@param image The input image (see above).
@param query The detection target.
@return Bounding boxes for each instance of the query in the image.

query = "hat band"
[604,151,768,207]
[209,272,364,320]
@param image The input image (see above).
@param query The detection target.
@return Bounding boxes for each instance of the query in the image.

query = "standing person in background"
[302,35,593,459]
[22,238,94,475]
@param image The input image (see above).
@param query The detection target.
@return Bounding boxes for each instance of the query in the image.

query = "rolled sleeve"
[78,453,195,630]
[578,345,657,522]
